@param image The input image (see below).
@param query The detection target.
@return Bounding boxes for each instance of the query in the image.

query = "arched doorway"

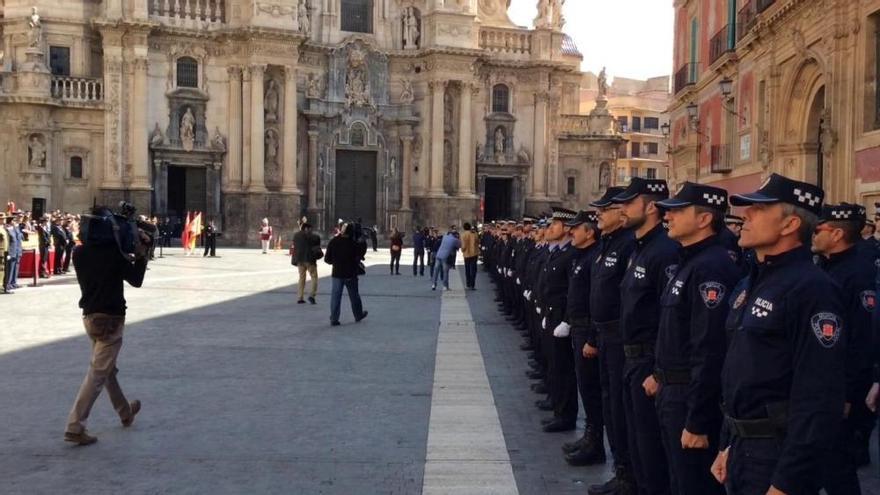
[804,85,825,188]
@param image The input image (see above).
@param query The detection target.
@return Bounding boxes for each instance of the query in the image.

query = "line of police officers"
[480,174,880,495]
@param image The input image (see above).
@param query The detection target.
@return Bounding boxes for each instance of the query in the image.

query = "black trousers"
[63,244,73,271]
[203,235,216,256]
[726,437,784,495]
[413,249,425,275]
[53,244,64,273]
[597,322,631,470]
[549,331,578,423]
[623,356,670,495]
[572,326,603,432]
[464,256,478,288]
[390,250,401,273]
[656,383,723,495]
[39,246,49,276]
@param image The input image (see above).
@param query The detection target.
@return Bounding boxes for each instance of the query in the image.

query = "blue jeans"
[4,256,19,289]
[330,277,364,323]
[432,258,450,288]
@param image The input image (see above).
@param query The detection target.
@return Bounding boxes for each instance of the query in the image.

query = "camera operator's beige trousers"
[65,313,133,434]
[298,262,318,299]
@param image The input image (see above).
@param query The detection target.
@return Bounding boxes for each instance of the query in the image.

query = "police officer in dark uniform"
[588,186,638,495]
[812,202,876,492]
[653,183,740,495]
[560,210,606,465]
[712,174,845,495]
[203,219,218,257]
[536,207,579,432]
[612,178,677,495]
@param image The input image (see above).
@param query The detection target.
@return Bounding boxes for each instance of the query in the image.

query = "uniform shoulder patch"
[665,264,678,280]
[861,290,877,312]
[699,281,726,308]
[732,289,747,309]
[810,312,842,348]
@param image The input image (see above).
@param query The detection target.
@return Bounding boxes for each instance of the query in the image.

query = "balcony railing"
[51,76,103,102]
[150,0,226,27]
[674,63,696,94]
[709,25,732,65]
[479,27,532,55]
[757,0,776,14]
[737,0,757,40]
[710,144,733,173]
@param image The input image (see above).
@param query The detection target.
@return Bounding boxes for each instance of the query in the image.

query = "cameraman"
[64,206,150,446]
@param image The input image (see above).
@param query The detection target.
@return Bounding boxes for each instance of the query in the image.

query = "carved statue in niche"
[298,0,311,35]
[443,139,455,192]
[265,79,280,123]
[599,162,611,188]
[306,73,323,99]
[212,127,227,151]
[28,134,46,168]
[403,7,420,50]
[820,107,837,155]
[150,123,165,147]
[345,46,371,108]
[476,143,485,162]
[180,107,196,151]
[390,157,397,176]
[494,127,505,156]
[400,79,414,104]
[265,130,279,165]
[27,7,42,48]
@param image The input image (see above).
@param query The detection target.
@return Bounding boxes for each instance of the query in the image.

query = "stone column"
[130,57,151,190]
[532,91,549,198]
[248,64,266,193]
[457,82,474,196]
[428,80,446,195]
[226,66,243,190]
[400,133,413,210]
[307,129,319,210]
[241,67,252,188]
[282,65,300,194]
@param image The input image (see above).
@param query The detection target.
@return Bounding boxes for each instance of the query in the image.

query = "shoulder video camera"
[79,202,157,262]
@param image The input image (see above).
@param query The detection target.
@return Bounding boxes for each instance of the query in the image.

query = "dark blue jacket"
[656,235,740,434]
[721,246,845,494]
[413,232,425,252]
[589,228,635,324]
[619,223,679,345]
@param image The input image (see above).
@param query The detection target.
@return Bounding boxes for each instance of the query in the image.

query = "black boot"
[588,465,636,495]
[561,433,589,455]
[565,426,606,466]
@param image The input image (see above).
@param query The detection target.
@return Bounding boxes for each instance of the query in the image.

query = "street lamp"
[660,122,671,138]
[686,102,699,122]
[719,77,734,99]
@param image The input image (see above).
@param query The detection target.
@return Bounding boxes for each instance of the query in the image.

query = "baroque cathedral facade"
[0,0,623,243]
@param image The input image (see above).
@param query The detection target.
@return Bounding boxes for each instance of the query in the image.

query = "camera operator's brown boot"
[122,400,141,427]
[64,430,97,446]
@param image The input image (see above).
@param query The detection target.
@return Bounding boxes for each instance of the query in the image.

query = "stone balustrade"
[479,27,532,55]
[51,76,103,102]
[150,0,226,27]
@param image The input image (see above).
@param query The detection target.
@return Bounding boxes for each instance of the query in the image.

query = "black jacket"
[292,230,321,265]
[324,235,367,278]
[73,243,147,316]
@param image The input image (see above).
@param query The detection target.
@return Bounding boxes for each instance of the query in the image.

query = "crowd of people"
[481,175,880,495]
[1,209,81,294]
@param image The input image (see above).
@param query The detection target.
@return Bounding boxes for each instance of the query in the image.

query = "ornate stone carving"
[265,79,280,123]
[306,73,324,99]
[437,24,472,37]
[535,0,564,29]
[597,67,608,99]
[28,134,46,168]
[820,108,836,156]
[180,107,196,151]
[345,46,372,108]
[150,123,165,147]
[27,7,42,49]
[211,127,227,151]
[791,27,808,60]
[412,134,423,171]
[403,7,421,50]
[599,162,611,188]
[517,146,531,164]
[298,0,311,35]
[494,127,505,156]
[265,129,280,180]
[476,143,485,162]
[400,79,414,105]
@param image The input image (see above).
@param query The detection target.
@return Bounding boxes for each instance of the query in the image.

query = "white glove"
[525,290,532,301]
[506,269,513,277]
[516,277,521,285]
[536,307,542,315]
[542,317,547,329]
[553,322,571,338]
[522,290,528,299]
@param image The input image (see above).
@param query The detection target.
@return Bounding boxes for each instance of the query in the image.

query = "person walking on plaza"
[259,218,273,254]
[711,174,845,495]
[370,224,379,252]
[389,228,404,275]
[412,227,426,276]
[461,222,480,289]
[324,223,368,326]
[432,226,461,291]
[64,207,150,445]
[293,221,322,304]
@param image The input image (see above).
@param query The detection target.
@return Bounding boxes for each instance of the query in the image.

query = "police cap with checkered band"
[565,210,599,227]
[589,186,626,208]
[551,206,577,222]
[729,173,825,216]
[656,181,729,212]
[611,177,670,203]
[818,202,867,225]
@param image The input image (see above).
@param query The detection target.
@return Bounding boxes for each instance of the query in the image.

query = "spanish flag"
[181,211,191,250]
[189,212,202,252]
